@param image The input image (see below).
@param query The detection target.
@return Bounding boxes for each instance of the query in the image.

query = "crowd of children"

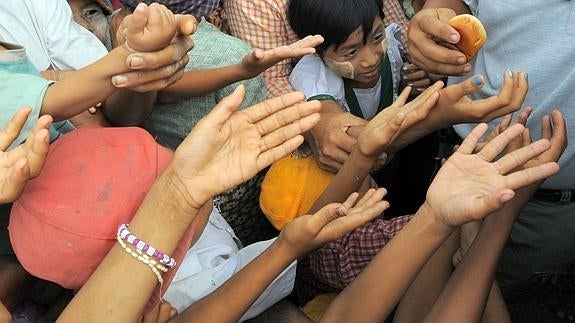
[0,0,572,322]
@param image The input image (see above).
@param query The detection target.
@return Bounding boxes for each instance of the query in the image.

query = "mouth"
[362,68,379,78]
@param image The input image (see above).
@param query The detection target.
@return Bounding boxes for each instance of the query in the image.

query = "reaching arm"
[320,122,560,323]
[308,84,441,212]
[42,3,194,122]
[173,189,389,323]
[58,86,321,323]
[225,0,299,98]
[159,35,323,102]
[386,70,528,154]
[422,110,567,323]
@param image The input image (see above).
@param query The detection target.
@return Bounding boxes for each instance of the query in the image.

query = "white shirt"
[0,0,108,71]
[164,208,297,321]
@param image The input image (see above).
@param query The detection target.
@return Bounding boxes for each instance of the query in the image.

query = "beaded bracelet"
[117,237,169,273]
[117,224,176,268]
[117,235,164,285]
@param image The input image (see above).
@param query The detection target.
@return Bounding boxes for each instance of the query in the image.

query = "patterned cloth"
[224,0,298,98]
[383,0,409,44]
[296,214,413,303]
[119,0,220,18]
[224,0,410,98]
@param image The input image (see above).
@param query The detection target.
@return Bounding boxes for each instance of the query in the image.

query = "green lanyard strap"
[343,55,394,119]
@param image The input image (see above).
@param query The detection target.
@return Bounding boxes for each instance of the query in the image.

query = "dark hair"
[288,0,384,53]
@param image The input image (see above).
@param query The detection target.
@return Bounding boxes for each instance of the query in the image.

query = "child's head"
[288,0,386,84]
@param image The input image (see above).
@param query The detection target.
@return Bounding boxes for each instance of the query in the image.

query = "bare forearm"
[159,64,249,102]
[172,239,296,323]
[308,149,375,213]
[321,205,454,323]
[104,90,158,126]
[58,168,200,323]
[42,46,132,121]
[423,187,537,323]
[422,0,471,14]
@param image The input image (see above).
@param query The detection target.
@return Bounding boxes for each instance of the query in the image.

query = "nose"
[359,45,381,70]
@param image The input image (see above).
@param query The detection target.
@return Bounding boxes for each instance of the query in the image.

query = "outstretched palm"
[170,85,321,208]
[426,123,559,226]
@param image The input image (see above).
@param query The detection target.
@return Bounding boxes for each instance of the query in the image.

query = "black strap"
[343,55,394,119]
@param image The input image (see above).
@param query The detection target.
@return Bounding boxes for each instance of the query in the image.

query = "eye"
[82,5,103,20]
[344,49,358,58]
[373,32,384,42]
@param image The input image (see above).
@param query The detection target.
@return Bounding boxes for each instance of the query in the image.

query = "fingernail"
[129,55,144,68]
[407,82,415,87]
[463,64,472,72]
[501,193,515,203]
[523,72,528,81]
[135,2,146,12]
[472,75,482,86]
[449,34,459,43]
[112,75,127,86]
[456,56,467,64]
[507,70,513,78]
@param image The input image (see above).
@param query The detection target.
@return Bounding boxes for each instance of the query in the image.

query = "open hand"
[424,122,560,227]
[279,188,390,257]
[241,35,324,79]
[434,70,528,125]
[168,85,321,209]
[0,107,52,203]
[357,82,442,159]
[507,109,567,168]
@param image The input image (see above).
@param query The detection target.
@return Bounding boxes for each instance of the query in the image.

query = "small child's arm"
[173,188,389,323]
[308,83,442,213]
[41,3,194,122]
[158,35,323,102]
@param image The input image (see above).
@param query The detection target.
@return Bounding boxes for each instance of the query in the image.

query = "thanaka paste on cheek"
[323,56,355,79]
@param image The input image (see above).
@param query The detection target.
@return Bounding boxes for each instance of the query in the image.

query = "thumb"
[309,203,348,230]
[175,14,197,36]
[127,3,149,40]
[442,74,484,101]
[207,85,246,127]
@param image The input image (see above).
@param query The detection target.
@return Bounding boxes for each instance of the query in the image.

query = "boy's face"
[322,17,387,87]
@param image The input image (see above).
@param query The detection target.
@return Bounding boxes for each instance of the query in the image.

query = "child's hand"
[0,107,52,203]
[240,35,324,79]
[424,122,559,227]
[167,86,321,209]
[434,70,528,125]
[123,3,177,52]
[357,81,443,159]
[279,188,389,257]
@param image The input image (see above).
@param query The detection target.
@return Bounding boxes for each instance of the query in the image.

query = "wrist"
[156,165,211,215]
[415,201,455,236]
[350,148,378,170]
